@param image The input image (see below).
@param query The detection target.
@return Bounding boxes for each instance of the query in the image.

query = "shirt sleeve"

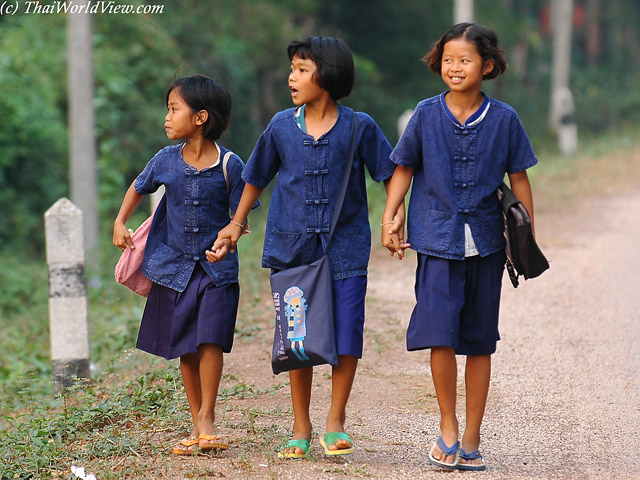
[506,114,538,174]
[227,154,260,214]
[242,118,281,189]
[390,106,423,169]
[134,150,165,195]
[358,112,395,182]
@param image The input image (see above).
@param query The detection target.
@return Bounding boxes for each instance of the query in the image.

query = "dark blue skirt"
[136,263,239,359]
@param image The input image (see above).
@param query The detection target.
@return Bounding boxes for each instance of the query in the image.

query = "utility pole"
[454,0,474,23]
[550,0,578,154]
[67,0,99,259]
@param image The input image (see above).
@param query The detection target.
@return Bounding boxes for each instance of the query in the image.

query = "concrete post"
[554,87,578,155]
[397,109,414,139]
[44,198,90,392]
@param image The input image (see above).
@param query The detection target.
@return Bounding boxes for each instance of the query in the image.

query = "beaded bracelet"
[229,220,244,228]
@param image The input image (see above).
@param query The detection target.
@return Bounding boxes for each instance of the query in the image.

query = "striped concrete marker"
[44,198,90,392]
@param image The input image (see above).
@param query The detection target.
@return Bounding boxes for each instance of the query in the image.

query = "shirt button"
[464,209,470,213]
[462,183,467,188]
[314,200,320,204]
[193,200,200,206]
[193,227,199,233]
[315,228,321,233]
[193,256,199,261]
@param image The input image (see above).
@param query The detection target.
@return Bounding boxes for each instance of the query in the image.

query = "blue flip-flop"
[428,436,460,469]
[277,438,312,459]
[457,447,486,471]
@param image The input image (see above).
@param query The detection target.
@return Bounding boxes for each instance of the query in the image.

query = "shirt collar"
[440,91,491,128]
[179,141,222,169]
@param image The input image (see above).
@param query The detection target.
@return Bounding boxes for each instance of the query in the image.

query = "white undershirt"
[464,223,479,257]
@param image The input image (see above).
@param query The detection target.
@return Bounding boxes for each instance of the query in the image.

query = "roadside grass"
[1,127,639,478]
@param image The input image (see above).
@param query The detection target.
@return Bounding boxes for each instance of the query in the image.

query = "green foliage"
[0,349,294,479]
[92,12,183,232]
[317,0,451,141]
[0,256,51,396]
[0,14,68,253]
[0,359,185,479]
[2,0,640,254]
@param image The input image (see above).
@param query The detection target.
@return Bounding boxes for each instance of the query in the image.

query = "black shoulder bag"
[497,182,549,288]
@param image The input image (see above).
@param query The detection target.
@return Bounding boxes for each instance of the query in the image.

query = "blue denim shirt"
[242,105,395,279]
[135,143,252,291]
[391,92,538,260]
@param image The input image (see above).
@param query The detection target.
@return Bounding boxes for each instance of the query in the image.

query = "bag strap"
[326,112,359,248]
[497,182,519,211]
[222,150,232,191]
[498,181,531,221]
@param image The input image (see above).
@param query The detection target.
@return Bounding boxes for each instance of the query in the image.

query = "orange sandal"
[198,433,228,452]
[172,437,200,456]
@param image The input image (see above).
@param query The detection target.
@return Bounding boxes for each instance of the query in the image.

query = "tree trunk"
[67,0,99,259]
[454,0,474,23]
[550,0,578,154]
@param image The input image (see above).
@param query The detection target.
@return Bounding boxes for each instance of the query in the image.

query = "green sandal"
[319,432,354,456]
[278,438,312,459]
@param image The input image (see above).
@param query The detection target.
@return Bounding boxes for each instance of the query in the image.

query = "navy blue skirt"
[136,263,239,359]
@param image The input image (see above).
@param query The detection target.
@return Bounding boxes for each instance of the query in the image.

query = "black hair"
[287,36,355,101]
[165,74,231,141]
[423,22,507,80]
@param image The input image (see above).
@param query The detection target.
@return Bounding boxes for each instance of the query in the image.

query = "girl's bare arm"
[208,183,263,259]
[113,181,144,251]
[381,165,414,258]
[508,170,535,236]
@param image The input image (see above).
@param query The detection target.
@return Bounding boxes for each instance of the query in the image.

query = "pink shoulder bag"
[114,211,155,297]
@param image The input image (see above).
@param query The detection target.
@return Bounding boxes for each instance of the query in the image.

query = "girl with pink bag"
[113,74,256,455]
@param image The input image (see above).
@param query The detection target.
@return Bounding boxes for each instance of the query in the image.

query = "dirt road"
[160,162,640,479]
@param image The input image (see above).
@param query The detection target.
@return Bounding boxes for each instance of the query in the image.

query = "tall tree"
[67,1,99,255]
[454,0,474,23]
[550,0,577,154]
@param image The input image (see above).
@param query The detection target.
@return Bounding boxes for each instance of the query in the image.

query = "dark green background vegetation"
[2,0,640,253]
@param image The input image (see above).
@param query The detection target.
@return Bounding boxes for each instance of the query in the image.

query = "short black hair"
[165,74,231,141]
[423,22,507,80]
[287,36,354,101]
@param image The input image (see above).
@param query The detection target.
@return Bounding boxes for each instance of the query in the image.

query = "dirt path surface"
[158,154,640,479]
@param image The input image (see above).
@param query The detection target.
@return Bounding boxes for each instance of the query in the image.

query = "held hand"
[381,216,410,260]
[216,221,244,254]
[392,212,408,251]
[206,238,231,263]
[113,221,135,252]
